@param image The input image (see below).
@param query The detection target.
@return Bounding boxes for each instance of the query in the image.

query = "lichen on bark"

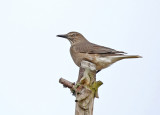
[59,60,103,115]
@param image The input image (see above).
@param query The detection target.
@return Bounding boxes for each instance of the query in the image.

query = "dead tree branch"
[59,60,103,115]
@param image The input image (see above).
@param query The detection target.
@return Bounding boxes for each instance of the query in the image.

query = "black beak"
[56,34,68,38]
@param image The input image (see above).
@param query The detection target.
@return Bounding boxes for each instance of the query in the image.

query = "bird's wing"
[73,42,126,54]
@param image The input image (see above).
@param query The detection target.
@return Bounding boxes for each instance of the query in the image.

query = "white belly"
[95,57,113,69]
[94,56,125,70]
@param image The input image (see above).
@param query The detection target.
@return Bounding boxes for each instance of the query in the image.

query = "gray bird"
[57,32,142,72]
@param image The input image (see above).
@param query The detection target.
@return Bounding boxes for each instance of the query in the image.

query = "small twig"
[59,78,75,89]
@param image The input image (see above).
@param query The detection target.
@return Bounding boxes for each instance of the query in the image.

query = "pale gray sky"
[0,0,160,115]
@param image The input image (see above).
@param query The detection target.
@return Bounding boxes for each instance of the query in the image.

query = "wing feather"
[73,42,126,54]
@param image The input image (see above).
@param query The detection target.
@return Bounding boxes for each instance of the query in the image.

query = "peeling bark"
[59,61,103,115]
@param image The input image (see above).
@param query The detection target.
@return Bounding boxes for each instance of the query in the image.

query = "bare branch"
[59,78,75,89]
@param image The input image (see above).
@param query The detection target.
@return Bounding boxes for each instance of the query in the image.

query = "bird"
[57,32,142,73]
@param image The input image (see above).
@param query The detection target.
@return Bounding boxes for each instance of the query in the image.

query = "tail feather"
[110,55,142,62]
[121,55,142,59]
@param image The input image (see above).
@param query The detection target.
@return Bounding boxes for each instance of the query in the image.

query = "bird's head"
[57,32,88,44]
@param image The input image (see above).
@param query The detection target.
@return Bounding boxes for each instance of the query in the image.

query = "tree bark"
[59,61,103,115]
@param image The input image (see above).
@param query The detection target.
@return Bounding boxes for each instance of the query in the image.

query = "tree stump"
[59,60,103,115]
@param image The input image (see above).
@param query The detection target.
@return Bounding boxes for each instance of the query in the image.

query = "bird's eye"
[71,34,76,37]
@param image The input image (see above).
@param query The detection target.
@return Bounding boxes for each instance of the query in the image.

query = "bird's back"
[70,41,141,70]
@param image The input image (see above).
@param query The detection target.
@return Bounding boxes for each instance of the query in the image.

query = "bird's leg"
[96,70,101,73]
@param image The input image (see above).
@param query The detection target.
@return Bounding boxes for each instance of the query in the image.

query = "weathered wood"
[59,60,103,115]
[75,68,96,115]
[77,67,85,83]
[59,78,75,88]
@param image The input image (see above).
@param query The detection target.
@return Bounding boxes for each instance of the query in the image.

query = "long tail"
[111,55,142,62]
[121,55,142,59]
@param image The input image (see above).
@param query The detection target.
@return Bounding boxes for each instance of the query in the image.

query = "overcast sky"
[0,0,160,115]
